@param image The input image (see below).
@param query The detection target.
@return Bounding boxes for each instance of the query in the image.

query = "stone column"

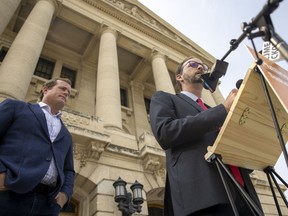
[151,52,175,94]
[52,59,63,78]
[0,0,22,35]
[0,0,57,100]
[96,27,122,130]
[212,87,225,105]
[202,89,216,107]
[130,81,151,139]
[75,63,96,115]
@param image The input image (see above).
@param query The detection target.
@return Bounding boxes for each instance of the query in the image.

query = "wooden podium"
[205,46,288,215]
[205,46,288,171]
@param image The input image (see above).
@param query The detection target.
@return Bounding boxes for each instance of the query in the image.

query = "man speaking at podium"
[149,57,262,215]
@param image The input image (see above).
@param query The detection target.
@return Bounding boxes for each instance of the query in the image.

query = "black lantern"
[113,177,144,216]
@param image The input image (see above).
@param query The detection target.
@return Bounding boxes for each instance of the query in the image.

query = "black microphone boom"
[200,60,229,93]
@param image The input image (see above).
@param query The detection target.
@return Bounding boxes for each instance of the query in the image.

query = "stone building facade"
[0,0,286,215]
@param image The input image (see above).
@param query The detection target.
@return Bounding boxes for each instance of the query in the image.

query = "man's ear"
[42,86,48,95]
[176,74,183,82]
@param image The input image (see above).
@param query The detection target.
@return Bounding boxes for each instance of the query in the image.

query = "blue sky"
[138,0,288,185]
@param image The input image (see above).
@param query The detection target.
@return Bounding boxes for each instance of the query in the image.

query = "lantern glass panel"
[116,185,125,196]
[133,188,142,199]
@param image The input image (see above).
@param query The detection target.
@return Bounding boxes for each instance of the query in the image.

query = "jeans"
[0,190,60,216]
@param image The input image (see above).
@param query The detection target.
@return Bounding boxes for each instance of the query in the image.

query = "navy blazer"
[149,91,261,215]
[0,99,74,200]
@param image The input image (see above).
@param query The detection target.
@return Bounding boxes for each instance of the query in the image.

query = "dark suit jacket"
[149,91,261,215]
[0,99,75,201]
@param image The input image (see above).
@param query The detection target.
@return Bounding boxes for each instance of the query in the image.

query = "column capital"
[150,51,167,62]
[100,26,119,38]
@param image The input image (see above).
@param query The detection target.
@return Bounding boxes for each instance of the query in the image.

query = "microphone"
[200,59,229,93]
[236,79,243,89]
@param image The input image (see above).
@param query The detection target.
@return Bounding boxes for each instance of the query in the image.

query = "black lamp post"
[113,177,144,216]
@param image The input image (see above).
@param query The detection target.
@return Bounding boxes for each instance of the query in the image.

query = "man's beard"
[185,74,203,84]
[191,79,203,84]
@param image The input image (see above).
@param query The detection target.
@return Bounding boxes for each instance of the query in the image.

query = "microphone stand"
[221,0,288,63]
[207,1,288,214]
[225,0,288,169]
[201,0,287,93]
[213,0,288,168]
[228,0,288,168]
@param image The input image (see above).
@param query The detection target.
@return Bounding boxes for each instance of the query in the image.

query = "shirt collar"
[38,102,62,117]
[180,91,200,102]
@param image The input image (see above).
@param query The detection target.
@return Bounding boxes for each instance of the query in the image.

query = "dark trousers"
[0,190,60,216]
[188,196,258,216]
[188,204,234,216]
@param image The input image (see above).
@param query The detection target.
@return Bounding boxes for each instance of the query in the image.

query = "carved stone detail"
[57,105,111,167]
[73,140,108,168]
[139,131,162,149]
[139,132,165,172]
[61,109,103,129]
[82,0,192,48]
[73,143,89,168]
[62,110,90,126]
[143,154,161,171]
[106,144,139,157]
[154,168,166,185]
[89,141,107,160]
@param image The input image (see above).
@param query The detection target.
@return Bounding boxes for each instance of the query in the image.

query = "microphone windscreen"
[236,79,243,89]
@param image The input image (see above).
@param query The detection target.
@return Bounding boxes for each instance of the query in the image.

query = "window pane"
[0,48,8,62]
[144,98,151,114]
[60,66,76,88]
[120,88,128,107]
[34,58,55,80]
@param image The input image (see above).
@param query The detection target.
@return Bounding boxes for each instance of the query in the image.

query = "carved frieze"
[82,0,193,49]
[106,144,139,157]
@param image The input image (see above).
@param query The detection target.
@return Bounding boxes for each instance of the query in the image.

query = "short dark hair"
[39,77,71,101]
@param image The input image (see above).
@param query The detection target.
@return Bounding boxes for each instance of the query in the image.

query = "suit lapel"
[29,103,68,143]
[54,120,67,142]
[28,103,50,139]
[177,93,203,112]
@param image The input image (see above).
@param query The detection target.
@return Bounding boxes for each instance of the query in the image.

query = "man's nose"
[197,64,204,72]
[63,90,69,97]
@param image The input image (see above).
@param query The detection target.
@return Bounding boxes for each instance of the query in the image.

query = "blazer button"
[46,157,52,161]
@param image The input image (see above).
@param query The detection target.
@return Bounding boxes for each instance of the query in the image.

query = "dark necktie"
[196,98,245,187]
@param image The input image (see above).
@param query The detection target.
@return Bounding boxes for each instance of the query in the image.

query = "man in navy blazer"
[149,57,262,215]
[0,78,75,215]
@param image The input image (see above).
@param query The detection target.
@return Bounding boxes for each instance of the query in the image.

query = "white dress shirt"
[39,102,61,186]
